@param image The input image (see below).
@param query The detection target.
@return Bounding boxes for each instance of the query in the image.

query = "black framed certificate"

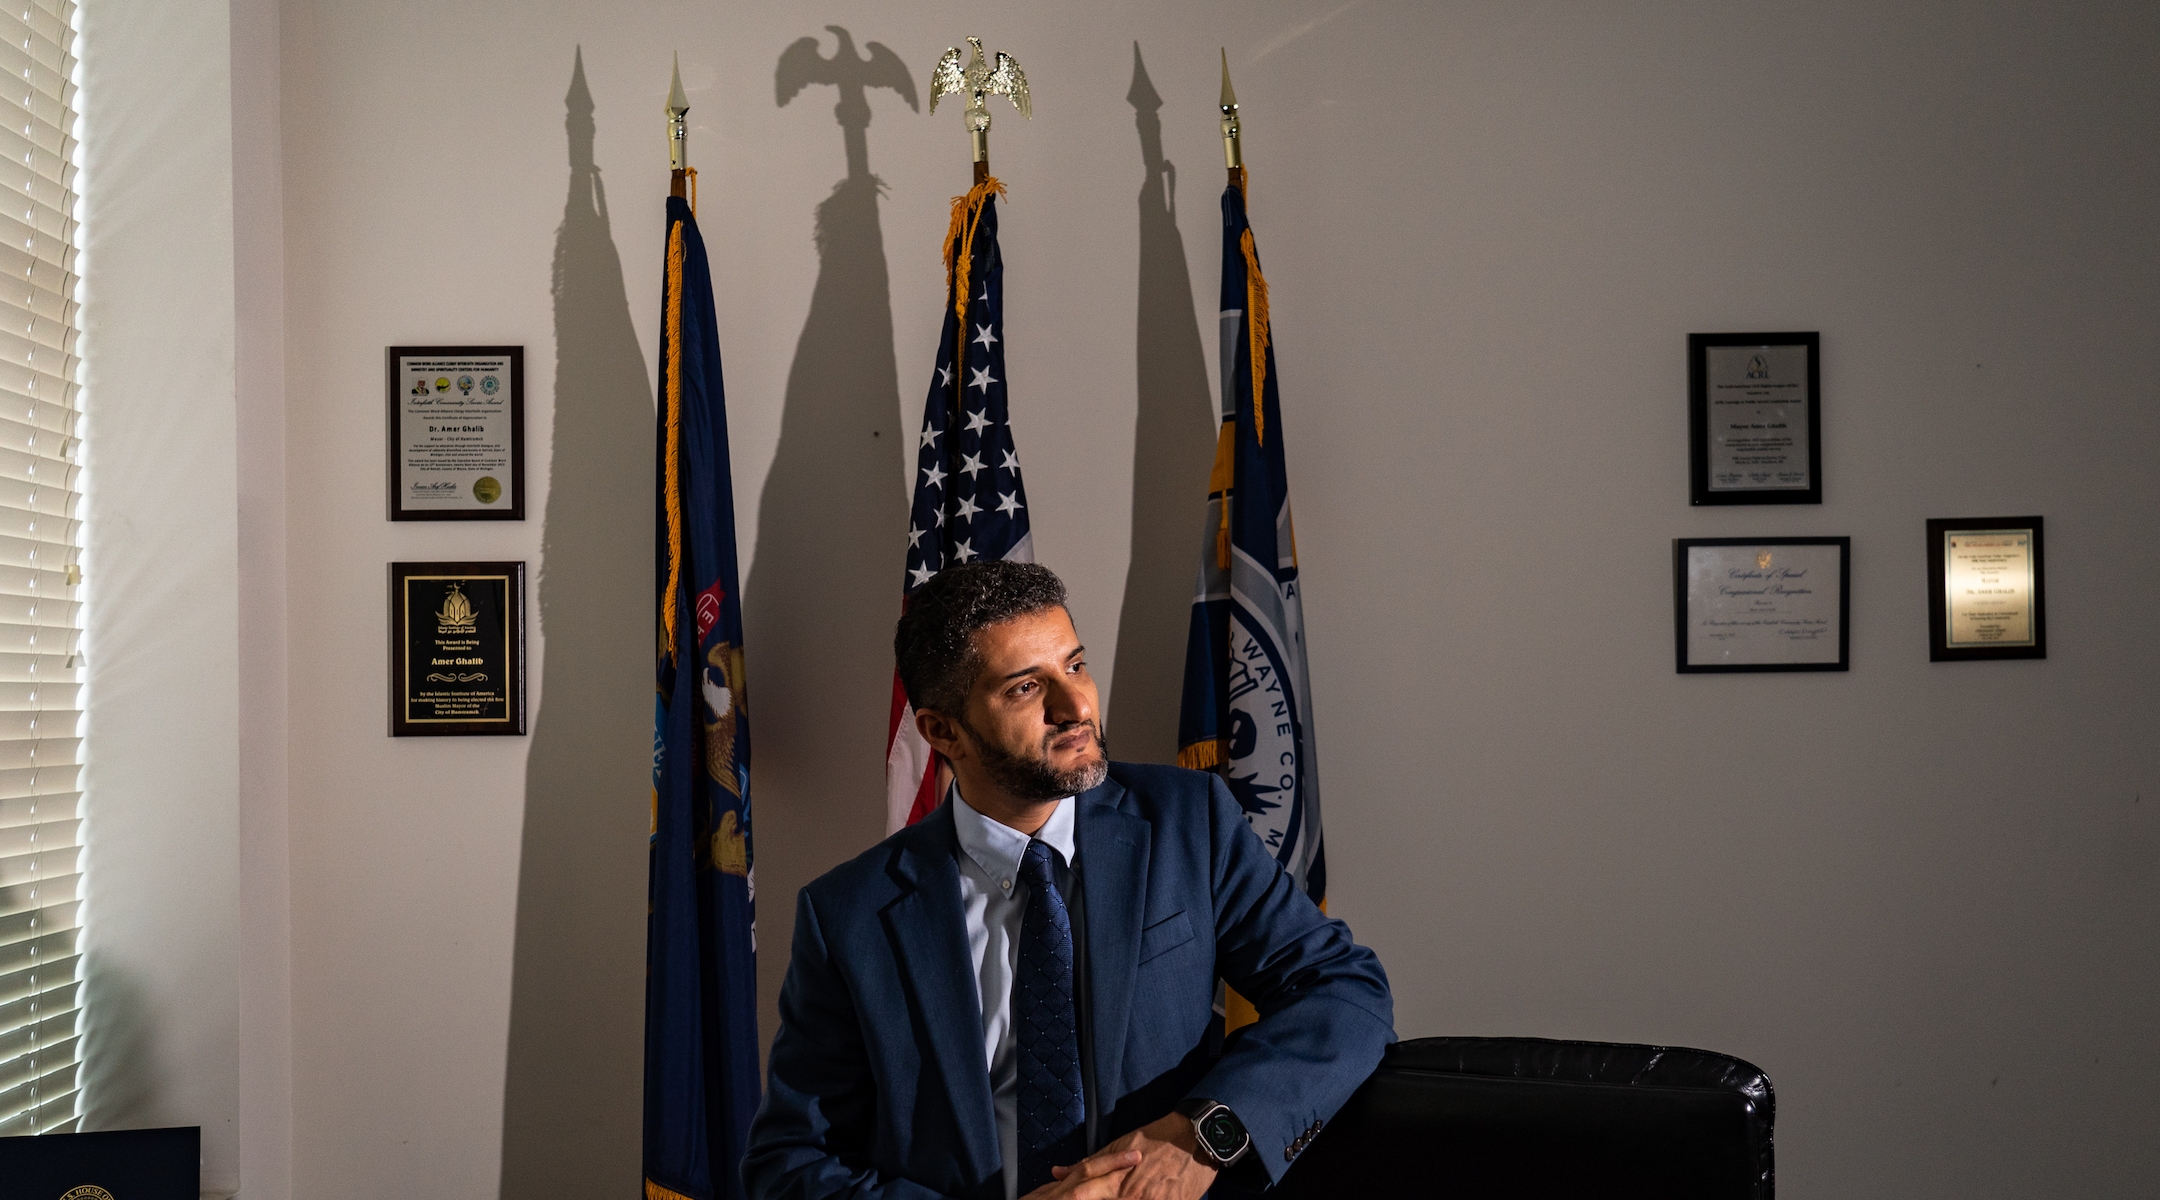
[389,561,527,736]
[1688,332,1821,505]
[1675,537,1850,672]
[1927,517,2045,662]
[387,345,525,520]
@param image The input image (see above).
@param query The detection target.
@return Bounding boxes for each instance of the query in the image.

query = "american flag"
[886,180,1034,832]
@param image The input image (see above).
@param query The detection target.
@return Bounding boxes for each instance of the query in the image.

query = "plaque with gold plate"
[389,561,527,736]
[1927,516,2045,662]
[387,345,525,520]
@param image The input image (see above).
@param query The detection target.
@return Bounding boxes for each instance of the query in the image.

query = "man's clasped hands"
[1026,1113,1221,1200]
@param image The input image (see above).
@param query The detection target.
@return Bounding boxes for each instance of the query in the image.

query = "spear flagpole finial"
[666,53,690,195]
[1220,48,1242,175]
[931,35,1031,181]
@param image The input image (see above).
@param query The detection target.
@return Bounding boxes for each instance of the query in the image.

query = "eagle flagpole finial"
[930,36,1030,178]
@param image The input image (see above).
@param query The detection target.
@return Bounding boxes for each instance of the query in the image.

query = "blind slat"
[0,925,73,976]
[0,599,82,633]
[0,476,82,520]
[0,949,74,1006]
[0,817,76,860]
[0,868,75,919]
[0,846,76,892]
[0,766,81,803]
[0,682,78,711]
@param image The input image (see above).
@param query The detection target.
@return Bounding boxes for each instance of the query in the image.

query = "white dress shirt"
[951,789,1078,1200]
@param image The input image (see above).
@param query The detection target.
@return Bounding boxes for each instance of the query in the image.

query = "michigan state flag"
[646,192,759,1200]
[1179,170,1325,922]
[885,178,1035,832]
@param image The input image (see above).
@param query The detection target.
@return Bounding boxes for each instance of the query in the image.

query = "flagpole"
[1220,48,1242,187]
[666,53,689,199]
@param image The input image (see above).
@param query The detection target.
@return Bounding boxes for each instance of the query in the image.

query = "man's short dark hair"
[895,561,1069,716]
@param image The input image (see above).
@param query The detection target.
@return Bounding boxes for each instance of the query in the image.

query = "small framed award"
[389,561,527,736]
[1675,536,1850,672]
[387,345,525,520]
[1927,517,2045,662]
[1689,332,1821,505]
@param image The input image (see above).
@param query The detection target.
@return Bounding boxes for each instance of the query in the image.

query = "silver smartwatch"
[1173,1097,1251,1168]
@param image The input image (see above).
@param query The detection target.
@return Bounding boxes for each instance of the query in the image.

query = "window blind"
[0,0,81,1138]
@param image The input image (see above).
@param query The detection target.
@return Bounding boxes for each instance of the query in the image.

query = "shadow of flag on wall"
[645,190,759,1200]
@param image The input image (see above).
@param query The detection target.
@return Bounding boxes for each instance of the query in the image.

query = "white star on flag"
[997,491,1024,516]
[907,524,924,547]
[965,408,993,433]
[977,282,989,303]
[973,323,998,349]
[919,426,942,450]
[960,451,986,479]
[999,449,1020,472]
[908,564,933,587]
[954,495,982,521]
[921,462,946,488]
[936,362,953,388]
[953,538,977,562]
[968,366,997,394]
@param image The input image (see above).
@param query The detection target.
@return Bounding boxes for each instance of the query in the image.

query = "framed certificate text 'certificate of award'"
[387,346,526,520]
[1927,517,2045,662]
[1675,537,1850,672]
[1688,332,1822,506]
[390,561,528,736]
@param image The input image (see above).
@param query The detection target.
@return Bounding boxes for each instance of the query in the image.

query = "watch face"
[1199,1108,1246,1156]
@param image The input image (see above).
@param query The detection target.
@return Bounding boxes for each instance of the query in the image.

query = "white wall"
[74,1,2160,1197]
[75,0,244,1192]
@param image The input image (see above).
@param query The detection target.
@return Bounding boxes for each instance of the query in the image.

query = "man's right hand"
[1022,1149,1141,1199]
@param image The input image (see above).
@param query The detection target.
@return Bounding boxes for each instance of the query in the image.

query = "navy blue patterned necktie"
[1014,838,1084,1193]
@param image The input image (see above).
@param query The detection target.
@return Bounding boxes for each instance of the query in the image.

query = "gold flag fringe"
[944,175,1007,321]
[660,222,686,660]
[646,1180,697,1200]
[1240,228,1270,446]
[1233,166,1272,446]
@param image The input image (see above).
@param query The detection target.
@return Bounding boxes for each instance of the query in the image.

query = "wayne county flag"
[1178,169,1325,912]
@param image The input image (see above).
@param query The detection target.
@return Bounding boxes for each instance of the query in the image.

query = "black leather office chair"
[1270,1037,1773,1199]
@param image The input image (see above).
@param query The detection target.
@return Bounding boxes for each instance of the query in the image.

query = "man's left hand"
[1052,1113,1218,1200]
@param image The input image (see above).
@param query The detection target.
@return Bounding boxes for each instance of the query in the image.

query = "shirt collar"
[951,785,1077,885]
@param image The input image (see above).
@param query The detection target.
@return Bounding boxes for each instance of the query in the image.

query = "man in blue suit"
[746,562,1392,1200]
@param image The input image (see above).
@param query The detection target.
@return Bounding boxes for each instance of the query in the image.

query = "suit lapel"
[881,806,1001,1185]
[1078,780,1150,1104]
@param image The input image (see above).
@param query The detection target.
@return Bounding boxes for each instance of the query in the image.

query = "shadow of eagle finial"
[777,26,919,113]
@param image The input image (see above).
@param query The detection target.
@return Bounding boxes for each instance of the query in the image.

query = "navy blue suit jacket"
[745,762,1394,1199]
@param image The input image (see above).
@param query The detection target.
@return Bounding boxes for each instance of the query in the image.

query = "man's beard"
[963,717,1110,802]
